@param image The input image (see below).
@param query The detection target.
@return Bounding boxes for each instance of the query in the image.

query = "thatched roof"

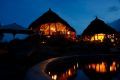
[29,9,75,32]
[82,17,117,36]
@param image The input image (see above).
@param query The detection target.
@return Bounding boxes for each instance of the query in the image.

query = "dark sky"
[0,0,120,34]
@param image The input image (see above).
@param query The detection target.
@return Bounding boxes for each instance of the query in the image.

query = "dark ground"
[0,35,120,80]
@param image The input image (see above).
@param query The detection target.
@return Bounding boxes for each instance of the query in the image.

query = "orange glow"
[92,62,106,73]
[110,66,116,72]
[51,63,77,80]
[110,61,117,72]
[51,27,55,31]
[68,69,72,76]
[91,64,96,69]
[96,64,100,72]
[40,22,66,35]
[39,22,76,39]
[99,62,106,73]
[48,61,119,80]
[88,61,119,73]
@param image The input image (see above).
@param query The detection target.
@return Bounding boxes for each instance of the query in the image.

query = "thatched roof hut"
[29,9,75,32]
[82,17,117,36]
[29,9,76,40]
[81,17,118,43]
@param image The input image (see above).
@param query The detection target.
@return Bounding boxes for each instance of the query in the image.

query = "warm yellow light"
[67,31,70,35]
[110,66,116,72]
[88,62,119,73]
[68,69,72,76]
[89,62,106,73]
[52,74,57,80]
[96,64,100,72]
[51,27,55,31]
[39,22,76,39]
[91,33,105,42]
[99,62,106,73]
[113,61,116,65]
[111,39,114,42]
[110,61,117,72]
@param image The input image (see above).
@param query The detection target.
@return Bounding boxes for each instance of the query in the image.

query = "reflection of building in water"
[48,62,79,80]
[47,61,120,80]
[88,61,119,73]
[81,17,119,44]
[29,9,76,40]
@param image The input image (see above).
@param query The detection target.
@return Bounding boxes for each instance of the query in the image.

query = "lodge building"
[29,9,76,40]
[82,17,118,44]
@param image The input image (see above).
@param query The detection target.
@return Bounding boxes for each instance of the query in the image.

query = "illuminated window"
[67,31,70,35]
[111,39,114,42]
[91,33,105,42]
[39,22,76,40]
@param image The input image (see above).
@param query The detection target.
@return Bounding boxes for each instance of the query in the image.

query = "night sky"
[0,0,120,34]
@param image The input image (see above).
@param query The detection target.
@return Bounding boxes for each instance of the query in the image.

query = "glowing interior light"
[52,74,57,80]
[40,28,44,31]
[96,64,100,72]
[41,41,46,44]
[68,69,71,76]
[47,36,51,38]
[49,72,51,75]
[88,65,91,69]
[110,61,117,72]
[77,63,79,68]
[94,62,106,73]
[51,27,55,31]
[100,62,106,73]
[74,65,76,69]
[91,33,105,42]
[111,39,114,42]
[110,66,116,72]
[113,61,116,65]
[67,31,70,35]
[52,75,53,79]
[39,22,76,39]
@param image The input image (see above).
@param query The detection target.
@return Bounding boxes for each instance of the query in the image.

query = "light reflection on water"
[87,61,119,73]
[47,61,120,80]
[48,62,79,80]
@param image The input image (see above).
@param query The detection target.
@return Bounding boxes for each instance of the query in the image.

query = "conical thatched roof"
[82,17,117,36]
[29,9,75,32]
